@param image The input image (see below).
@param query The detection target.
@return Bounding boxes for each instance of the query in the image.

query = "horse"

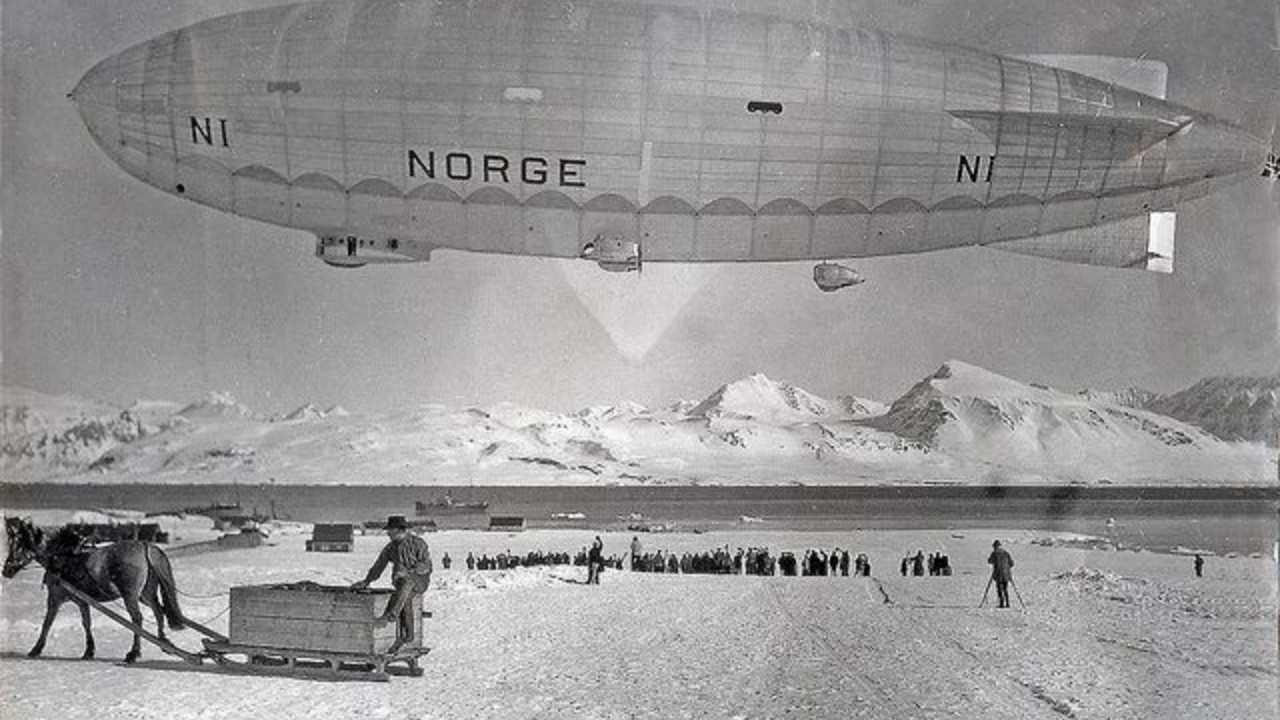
[3,517,187,663]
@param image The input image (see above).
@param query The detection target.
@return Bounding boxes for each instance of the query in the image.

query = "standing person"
[351,515,433,651]
[466,552,475,570]
[587,536,604,584]
[987,540,1015,609]
[1194,554,1204,578]
[441,552,452,570]
[630,536,642,571]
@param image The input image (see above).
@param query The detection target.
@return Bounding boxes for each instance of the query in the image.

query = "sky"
[2,0,1278,415]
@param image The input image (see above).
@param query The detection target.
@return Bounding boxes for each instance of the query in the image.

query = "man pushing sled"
[352,515,432,652]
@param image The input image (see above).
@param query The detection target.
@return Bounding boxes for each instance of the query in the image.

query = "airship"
[70,0,1271,291]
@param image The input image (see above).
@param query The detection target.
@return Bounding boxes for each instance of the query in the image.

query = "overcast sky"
[2,0,1277,414]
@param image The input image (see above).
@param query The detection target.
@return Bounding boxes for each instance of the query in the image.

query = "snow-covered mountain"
[873,361,1266,483]
[0,387,149,470]
[1145,376,1279,446]
[1,365,1271,486]
[1076,387,1157,409]
[880,362,1205,448]
[688,374,885,422]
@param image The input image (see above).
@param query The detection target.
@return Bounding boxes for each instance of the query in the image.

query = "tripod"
[1010,577,1027,609]
[980,575,1025,609]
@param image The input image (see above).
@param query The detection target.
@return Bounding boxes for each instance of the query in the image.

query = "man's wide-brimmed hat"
[384,515,410,530]
[992,540,1002,547]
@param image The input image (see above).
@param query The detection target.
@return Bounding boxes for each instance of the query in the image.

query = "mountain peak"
[283,403,324,421]
[178,391,254,420]
[923,360,1050,399]
[574,401,649,422]
[689,374,833,422]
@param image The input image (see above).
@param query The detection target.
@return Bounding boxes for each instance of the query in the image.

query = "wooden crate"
[228,584,422,655]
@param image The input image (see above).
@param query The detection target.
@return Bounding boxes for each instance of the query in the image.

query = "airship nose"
[70,54,121,147]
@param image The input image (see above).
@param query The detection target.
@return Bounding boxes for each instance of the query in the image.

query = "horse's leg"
[77,600,95,659]
[29,590,63,658]
[121,594,145,664]
[143,583,166,642]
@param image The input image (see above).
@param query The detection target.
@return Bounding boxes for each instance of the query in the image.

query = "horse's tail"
[146,545,186,631]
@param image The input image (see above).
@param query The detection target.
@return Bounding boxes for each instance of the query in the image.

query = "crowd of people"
[898,550,953,577]
[777,548,872,577]
[618,538,887,577]
[626,545,779,575]
[434,538,960,582]
[456,549,575,571]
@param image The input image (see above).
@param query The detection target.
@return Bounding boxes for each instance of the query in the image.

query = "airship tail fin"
[1012,55,1168,99]
[988,212,1176,274]
[949,110,1188,162]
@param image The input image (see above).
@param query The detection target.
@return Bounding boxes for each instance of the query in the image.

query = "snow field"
[1,524,1274,719]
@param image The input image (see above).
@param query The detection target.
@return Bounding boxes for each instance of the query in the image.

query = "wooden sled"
[47,576,429,682]
[201,639,428,681]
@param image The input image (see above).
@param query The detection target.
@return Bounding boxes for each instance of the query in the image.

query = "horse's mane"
[45,525,94,556]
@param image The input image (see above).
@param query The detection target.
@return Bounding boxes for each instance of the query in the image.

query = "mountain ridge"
[2,364,1272,485]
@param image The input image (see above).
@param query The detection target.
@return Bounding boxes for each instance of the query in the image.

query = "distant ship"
[414,494,489,516]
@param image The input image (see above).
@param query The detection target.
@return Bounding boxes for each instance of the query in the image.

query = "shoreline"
[4,481,1275,501]
[4,505,1275,561]
[4,481,1276,556]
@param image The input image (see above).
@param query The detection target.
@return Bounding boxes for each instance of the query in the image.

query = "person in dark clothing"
[352,515,432,651]
[912,550,925,577]
[780,552,797,576]
[441,552,452,570]
[1194,554,1204,578]
[900,556,908,576]
[856,553,871,577]
[466,552,475,570]
[987,540,1015,609]
[587,536,604,584]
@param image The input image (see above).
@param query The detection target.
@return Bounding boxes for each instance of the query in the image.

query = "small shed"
[306,523,354,552]
[488,516,526,531]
